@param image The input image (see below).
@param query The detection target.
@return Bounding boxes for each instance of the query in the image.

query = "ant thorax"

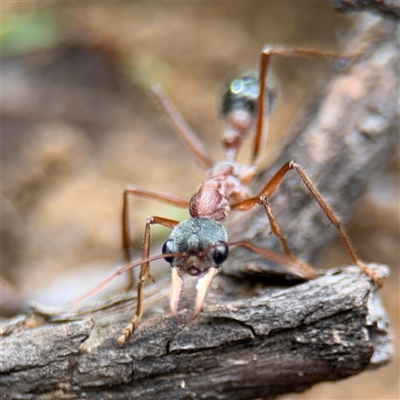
[189,161,252,220]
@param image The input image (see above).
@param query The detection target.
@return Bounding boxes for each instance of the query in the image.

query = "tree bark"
[1,265,393,400]
[1,12,397,400]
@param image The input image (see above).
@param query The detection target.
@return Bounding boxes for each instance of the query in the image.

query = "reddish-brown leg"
[229,240,316,280]
[118,215,179,345]
[251,46,356,165]
[151,85,214,169]
[232,160,379,285]
[230,192,314,279]
[123,185,189,288]
[259,197,291,256]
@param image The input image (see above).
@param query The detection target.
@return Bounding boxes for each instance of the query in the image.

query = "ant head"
[162,217,229,276]
[162,239,228,276]
[161,217,229,323]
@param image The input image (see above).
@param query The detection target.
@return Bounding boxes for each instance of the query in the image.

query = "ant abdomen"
[219,71,279,159]
[220,71,279,121]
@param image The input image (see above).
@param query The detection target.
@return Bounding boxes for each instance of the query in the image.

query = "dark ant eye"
[162,239,175,264]
[212,242,229,265]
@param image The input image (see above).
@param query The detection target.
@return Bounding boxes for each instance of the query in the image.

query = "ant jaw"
[170,267,184,323]
[170,266,219,324]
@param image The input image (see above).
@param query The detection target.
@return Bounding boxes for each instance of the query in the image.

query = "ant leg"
[118,215,179,345]
[230,161,296,212]
[232,161,380,286]
[123,185,189,288]
[291,162,382,286]
[251,46,271,165]
[259,197,291,256]
[232,169,315,277]
[251,46,356,165]
[228,240,316,280]
[152,85,214,169]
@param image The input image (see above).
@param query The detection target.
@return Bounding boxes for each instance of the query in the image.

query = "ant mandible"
[75,46,382,345]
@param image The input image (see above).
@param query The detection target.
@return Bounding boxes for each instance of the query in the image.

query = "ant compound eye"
[212,242,229,266]
[162,239,175,264]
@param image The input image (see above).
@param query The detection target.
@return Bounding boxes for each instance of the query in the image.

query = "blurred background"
[1,2,398,399]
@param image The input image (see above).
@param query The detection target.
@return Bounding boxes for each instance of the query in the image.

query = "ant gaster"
[75,46,381,345]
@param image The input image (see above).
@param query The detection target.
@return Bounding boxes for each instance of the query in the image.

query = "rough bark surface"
[0,13,397,400]
[0,266,393,400]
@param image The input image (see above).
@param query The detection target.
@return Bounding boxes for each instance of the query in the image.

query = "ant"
[75,46,382,345]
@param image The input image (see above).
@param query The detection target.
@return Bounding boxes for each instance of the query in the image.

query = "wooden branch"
[0,265,392,400]
[0,13,397,400]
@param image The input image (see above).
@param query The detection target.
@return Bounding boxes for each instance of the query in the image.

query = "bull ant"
[75,46,381,345]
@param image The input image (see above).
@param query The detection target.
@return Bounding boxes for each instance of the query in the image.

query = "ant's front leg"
[122,185,189,289]
[118,215,179,345]
[232,161,383,287]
